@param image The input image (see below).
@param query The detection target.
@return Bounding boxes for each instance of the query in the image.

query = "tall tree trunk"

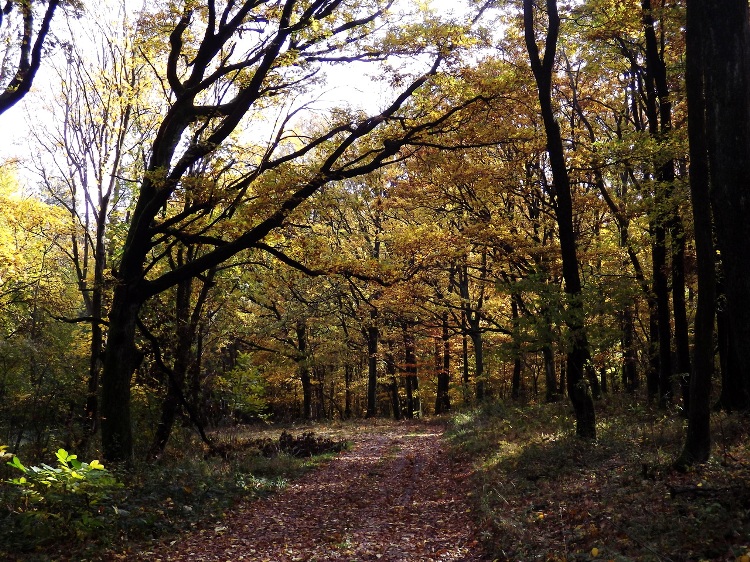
[435,314,451,414]
[366,309,379,418]
[621,308,638,392]
[149,261,215,458]
[698,0,750,411]
[643,0,684,408]
[647,312,660,402]
[542,345,557,402]
[716,291,747,410]
[101,286,144,463]
[82,208,109,440]
[470,328,485,401]
[653,225,673,408]
[677,0,715,466]
[461,311,470,403]
[511,298,522,400]
[149,276,192,458]
[559,359,566,396]
[672,217,691,411]
[524,0,596,438]
[403,322,420,418]
[297,319,313,420]
[344,363,353,419]
[385,343,401,420]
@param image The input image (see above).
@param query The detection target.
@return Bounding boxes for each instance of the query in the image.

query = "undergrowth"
[447,397,750,561]
[0,427,349,561]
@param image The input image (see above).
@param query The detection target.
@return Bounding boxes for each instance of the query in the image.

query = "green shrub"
[2,446,122,546]
[6,447,119,501]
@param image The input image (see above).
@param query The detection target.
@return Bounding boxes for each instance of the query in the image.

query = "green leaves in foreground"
[5,447,119,501]
[1,445,122,547]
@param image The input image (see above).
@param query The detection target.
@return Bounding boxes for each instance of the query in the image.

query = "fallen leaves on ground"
[454,400,750,562]
[131,421,487,561]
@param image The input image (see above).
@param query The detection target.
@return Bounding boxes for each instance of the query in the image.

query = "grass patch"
[447,397,750,561]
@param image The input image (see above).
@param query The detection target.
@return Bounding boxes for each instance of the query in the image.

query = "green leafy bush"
[2,446,122,547]
[6,447,119,502]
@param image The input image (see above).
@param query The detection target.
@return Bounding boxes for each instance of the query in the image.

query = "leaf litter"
[135,421,487,561]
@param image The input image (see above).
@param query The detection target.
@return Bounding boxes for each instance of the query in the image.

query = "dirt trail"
[138,422,487,561]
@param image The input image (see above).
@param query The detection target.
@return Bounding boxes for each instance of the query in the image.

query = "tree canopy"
[0,0,747,481]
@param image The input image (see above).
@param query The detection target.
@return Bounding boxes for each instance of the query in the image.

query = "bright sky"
[0,0,482,178]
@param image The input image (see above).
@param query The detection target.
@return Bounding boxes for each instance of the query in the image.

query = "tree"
[676,0,713,468]
[31,12,148,437]
[697,0,750,411]
[524,0,595,437]
[0,0,60,114]
[97,0,487,462]
[0,167,86,451]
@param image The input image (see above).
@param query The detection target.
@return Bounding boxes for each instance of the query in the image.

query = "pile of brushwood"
[212,430,349,459]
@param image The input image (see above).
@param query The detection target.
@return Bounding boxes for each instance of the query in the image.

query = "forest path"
[139,421,487,561]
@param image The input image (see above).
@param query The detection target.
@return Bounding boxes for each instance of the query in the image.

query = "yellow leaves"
[0,177,72,305]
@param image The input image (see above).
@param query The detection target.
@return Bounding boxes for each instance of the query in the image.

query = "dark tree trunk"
[642,0,681,409]
[297,319,313,420]
[366,310,379,418]
[511,357,522,400]
[435,314,451,414]
[716,294,748,410]
[81,205,110,440]
[653,227,673,408]
[647,311,660,402]
[621,308,638,392]
[672,217,692,411]
[403,322,420,418]
[101,286,144,463]
[559,358,566,396]
[543,345,557,402]
[698,0,750,412]
[148,261,215,458]
[461,312,470,402]
[524,0,596,438]
[511,297,522,400]
[470,328,485,401]
[390,378,401,421]
[344,363,353,419]
[677,0,715,467]
[458,261,486,401]
[85,290,103,436]
[149,276,192,458]
[385,343,401,420]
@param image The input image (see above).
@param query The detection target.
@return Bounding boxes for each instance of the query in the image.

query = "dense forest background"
[0,0,749,478]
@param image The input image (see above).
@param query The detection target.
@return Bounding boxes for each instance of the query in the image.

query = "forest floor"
[5,400,750,561]
[120,421,487,562]
[453,399,750,562]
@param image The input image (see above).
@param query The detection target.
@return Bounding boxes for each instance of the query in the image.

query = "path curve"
[139,421,487,561]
